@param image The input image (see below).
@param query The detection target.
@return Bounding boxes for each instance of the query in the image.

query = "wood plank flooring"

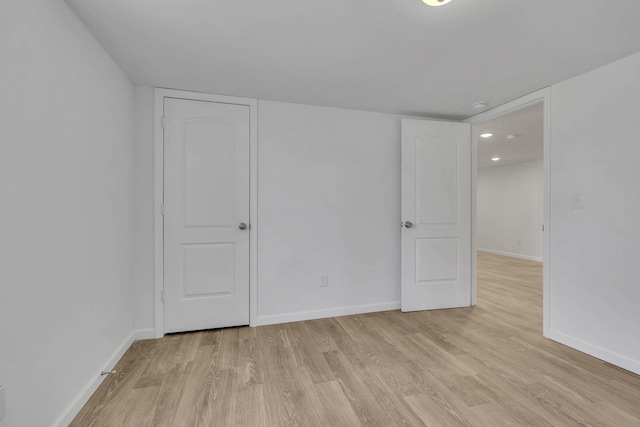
[71,252,640,426]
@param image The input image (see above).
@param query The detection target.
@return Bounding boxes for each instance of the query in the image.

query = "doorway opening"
[466,89,550,336]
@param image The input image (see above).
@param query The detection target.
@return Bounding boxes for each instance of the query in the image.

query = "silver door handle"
[404,221,413,229]
[239,223,247,230]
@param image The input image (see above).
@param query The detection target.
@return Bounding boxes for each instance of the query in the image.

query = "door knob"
[404,221,414,229]
[239,223,247,230]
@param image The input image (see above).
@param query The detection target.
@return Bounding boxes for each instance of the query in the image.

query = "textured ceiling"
[65,0,640,119]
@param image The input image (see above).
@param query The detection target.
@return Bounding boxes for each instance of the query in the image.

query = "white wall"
[257,101,402,323]
[132,86,155,333]
[477,160,543,261]
[0,0,135,425]
[2,2,638,423]
[131,97,405,328]
[548,51,640,374]
[129,45,640,384]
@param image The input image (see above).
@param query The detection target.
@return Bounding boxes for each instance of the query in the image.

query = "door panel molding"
[401,119,471,312]
[154,88,258,338]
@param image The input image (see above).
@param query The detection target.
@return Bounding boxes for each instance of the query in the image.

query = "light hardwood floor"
[72,252,640,426]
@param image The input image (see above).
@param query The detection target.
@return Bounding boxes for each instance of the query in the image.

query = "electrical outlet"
[320,274,329,287]
[0,384,6,422]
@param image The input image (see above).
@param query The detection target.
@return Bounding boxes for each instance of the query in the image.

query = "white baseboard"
[254,301,401,326]
[133,328,156,340]
[546,328,640,376]
[477,248,542,263]
[51,328,152,427]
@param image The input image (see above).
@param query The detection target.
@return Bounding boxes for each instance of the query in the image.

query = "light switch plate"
[570,193,584,209]
[0,384,6,421]
[320,274,329,287]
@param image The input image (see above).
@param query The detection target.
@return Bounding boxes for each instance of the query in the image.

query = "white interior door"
[163,97,250,333]
[401,119,471,311]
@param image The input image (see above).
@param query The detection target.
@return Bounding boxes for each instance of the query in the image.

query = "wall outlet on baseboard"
[320,274,329,287]
[0,384,6,422]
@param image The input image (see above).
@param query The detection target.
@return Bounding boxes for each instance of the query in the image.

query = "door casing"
[153,88,258,338]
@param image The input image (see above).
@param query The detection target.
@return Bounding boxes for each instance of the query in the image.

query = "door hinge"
[161,203,165,216]
[161,116,165,128]
[161,290,165,303]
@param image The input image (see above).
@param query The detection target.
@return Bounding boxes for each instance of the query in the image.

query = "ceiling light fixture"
[480,133,493,138]
[422,0,453,6]
[491,157,501,162]
[506,134,518,140]
[471,101,489,111]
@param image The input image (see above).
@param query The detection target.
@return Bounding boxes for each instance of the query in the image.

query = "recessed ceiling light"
[422,0,453,6]
[480,133,494,138]
[506,134,518,140]
[471,101,489,111]
[491,157,501,162]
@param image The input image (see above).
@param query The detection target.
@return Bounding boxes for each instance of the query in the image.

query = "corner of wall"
[50,330,137,427]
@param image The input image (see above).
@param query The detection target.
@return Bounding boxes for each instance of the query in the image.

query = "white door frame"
[153,88,258,338]
[464,87,551,337]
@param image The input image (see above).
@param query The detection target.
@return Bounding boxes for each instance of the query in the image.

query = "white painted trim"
[465,87,551,336]
[541,88,552,338]
[153,90,164,338]
[254,302,401,326]
[51,330,140,427]
[465,89,549,124]
[153,88,259,337]
[133,328,156,340]
[470,123,478,306]
[547,329,640,376]
[542,88,552,337]
[477,248,542,263]
[249,97,259,327]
